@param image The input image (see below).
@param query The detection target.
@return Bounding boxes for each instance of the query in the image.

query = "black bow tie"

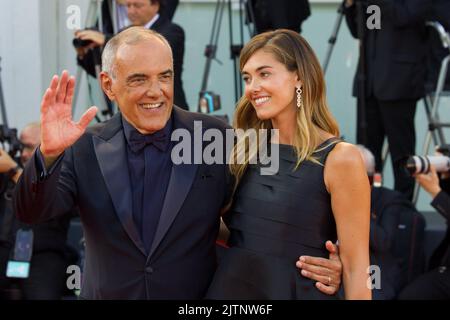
[128,129,169,153]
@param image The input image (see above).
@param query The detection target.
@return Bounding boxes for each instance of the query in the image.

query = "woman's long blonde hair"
[229,29,340,196]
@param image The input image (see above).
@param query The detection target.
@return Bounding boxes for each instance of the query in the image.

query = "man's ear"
[100,72,115,101]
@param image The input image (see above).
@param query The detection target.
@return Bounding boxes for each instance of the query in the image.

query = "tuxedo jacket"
[13,107,232,299]
[345,0,432,101]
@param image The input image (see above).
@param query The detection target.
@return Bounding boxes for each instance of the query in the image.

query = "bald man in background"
[0,123,74,300]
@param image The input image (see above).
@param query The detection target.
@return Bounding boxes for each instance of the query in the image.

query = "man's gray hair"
[356,144,376,175]
[101,26,173,77]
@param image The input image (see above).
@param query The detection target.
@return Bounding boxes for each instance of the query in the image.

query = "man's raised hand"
[40,70,97,161]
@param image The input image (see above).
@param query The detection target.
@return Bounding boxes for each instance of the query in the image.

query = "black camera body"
[198,91,221,114]
[72,28,98,48]
[0,125,22,157]
[73,38,93,49]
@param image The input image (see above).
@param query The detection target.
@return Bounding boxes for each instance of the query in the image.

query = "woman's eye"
[261,72,270,78]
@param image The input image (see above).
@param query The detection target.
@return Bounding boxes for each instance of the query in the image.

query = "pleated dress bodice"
[207,138,340,300]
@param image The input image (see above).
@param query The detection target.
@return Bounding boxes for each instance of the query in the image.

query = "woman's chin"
[254,110,273,121]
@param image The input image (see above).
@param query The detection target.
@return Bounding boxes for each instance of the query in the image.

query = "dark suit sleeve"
[370,205,399,253]
[161,22,187,108]
[372,0,432,28]
[431,190,450,223]
[160,0,179,21]
[77,50,98,78]
[163,24,184,70]
[13,148,77,224]
[221,168,235,211]
[344,3,359,39]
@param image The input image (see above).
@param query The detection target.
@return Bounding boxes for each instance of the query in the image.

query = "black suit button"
[145,266,153,274]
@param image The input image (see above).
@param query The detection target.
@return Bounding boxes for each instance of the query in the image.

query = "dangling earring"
[296,86,303,109]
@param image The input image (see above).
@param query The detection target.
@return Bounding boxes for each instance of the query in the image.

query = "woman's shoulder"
[323,142,368,190]
[326,142,363,166]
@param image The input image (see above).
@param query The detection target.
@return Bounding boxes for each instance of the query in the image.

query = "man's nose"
[145,81,162,97]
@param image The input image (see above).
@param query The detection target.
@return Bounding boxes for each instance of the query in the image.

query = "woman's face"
[242,50,300,121]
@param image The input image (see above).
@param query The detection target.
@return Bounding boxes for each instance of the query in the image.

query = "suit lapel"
[150,15,167,32]
[93,113,147,256]
[148,107,199,259]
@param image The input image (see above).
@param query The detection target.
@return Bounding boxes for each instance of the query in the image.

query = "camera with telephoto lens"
[403,145,450,175]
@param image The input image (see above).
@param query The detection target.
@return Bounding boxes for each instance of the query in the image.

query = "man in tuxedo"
[14,27,343,299]
[344,0,432,200]
[75,0,129,78]
[398,165,450,299]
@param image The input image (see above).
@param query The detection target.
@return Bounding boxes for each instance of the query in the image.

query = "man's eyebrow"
[159,69,173,76]
[242,65,273,75]
[126,73,148,82]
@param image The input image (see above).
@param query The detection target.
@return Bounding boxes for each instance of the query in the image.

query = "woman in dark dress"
[208,29,371,300]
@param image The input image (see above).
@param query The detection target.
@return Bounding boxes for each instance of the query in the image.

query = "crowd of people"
[0,0,449,300]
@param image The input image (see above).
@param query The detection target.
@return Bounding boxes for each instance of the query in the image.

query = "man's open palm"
[40,71,98,157]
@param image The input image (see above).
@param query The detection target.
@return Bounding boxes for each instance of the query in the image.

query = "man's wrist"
[431,187,442,199]
[39,146,62,170]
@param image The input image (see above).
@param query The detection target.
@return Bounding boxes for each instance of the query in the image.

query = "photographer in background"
[357,145,425,299]
[75,0,180,78]
[75,0,188,110]
[0,123,75,300]
[75,0,129,78]
[344,0,432,201]
[398,163,450,299]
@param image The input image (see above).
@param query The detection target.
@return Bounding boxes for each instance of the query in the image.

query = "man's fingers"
[41,73,58,111]
[325,240,338,255]
[41,88,53,114]
[57,70,71,103]
[45,75,59,106]
[50,75,59,91]
[297,261,329,277]
[64,76,76,105]
[301,269,333,287]
[76,30,90,38]
[77,106,98,129]
[315,282,337,296]
[299,256,333,269]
